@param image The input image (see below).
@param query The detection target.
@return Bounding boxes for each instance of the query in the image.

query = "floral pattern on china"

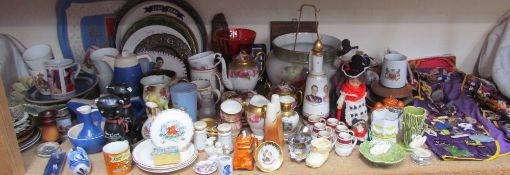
[150,109,194,149]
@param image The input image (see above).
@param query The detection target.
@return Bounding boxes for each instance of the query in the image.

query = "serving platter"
[120,15,198,54]
[56,0,126,61]
[149,109,194,149]
[114,0,206,51]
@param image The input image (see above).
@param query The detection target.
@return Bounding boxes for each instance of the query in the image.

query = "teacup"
[187,51,224,70]
[337,131,357,145]
[192,80,221,104]
[313,122,332,138]
[335,124,350,135]
[23,44,53,71]
[326,118,344,128]
[220,99,243,123]
[318,130,334,144]
[102,140,132,175]
[45,59,81,99]
[305,116,326,129]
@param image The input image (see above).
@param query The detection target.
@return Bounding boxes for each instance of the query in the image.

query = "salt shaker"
[194,121,208,151]
[217,123,233,153]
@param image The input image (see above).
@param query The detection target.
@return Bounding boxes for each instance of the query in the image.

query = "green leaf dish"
[359,140,406,166]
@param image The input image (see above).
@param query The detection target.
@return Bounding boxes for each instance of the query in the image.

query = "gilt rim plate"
[114,0,206,51]
[132,139,196,169]
[119,14,198,54]
[255,141,283,172]
[149,109,193,149]
[121,25,191,53]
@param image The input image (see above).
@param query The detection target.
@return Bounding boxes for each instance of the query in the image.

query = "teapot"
[102,51,151,96]
[222,51,263,91]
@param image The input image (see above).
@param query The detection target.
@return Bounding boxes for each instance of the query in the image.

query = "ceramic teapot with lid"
[222,51,263,91]
[102,51,151,96]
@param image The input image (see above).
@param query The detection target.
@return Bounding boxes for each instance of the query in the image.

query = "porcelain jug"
[302,40,330,119]
[140,75,172,110]
[222,51,263,91]
[76,105,103,140]
[102,51,151,96]
[246,95,270,139]
[90,48,119,94]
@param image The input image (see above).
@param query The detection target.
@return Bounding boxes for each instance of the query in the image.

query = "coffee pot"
[102,51,151,96]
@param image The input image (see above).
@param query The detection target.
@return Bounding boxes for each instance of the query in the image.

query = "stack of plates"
[16,116,41,152]
[115,0,207,79]
[132,139,198,173]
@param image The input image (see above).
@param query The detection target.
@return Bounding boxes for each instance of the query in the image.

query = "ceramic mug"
[45,59,81,99]
[220,99,243,123]
[380,53,408,88]
[337,131,357,145]
[102,140,132,175]
[187,51,224,70]
[31,70,51,95]
[190,68,224,92]
[245,95,270,139]
[305,115,326,128]
[218,155,233,175]
[170,82,198,122]
[23,44,53,71]
[192,80,221,104]
[335,140,357,157]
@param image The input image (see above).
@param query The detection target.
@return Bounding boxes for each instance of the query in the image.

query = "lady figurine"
[337,55,370,127]
[351,118,368,143]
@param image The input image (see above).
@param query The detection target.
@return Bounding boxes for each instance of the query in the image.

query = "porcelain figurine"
[107,83,143,144]
[337,54,370,127]
[303,39,330,119]
[264,94,284,146]
[351,118,368,143]
[409,135,427,149]
[223,51,262,91]
[67,147,91,175]
[96,95,126,144]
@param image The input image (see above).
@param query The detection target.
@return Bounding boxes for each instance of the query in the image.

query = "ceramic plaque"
[255,141,283,172]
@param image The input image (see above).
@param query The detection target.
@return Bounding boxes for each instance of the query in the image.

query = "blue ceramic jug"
[170,82,198,121]
[76,105,103,139]
[102,52,151,97]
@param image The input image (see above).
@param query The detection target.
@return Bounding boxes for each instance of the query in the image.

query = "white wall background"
[1,0,509,73]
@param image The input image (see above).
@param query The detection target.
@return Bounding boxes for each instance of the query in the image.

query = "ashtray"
[193,160,217,175]
[411,148,433,165]
[37,142,61,158]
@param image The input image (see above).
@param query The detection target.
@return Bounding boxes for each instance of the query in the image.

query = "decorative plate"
[121,25,191,52]
[56,0,126,61]
[255,141,284,172]
[120,14,197,53]
[138,51,188,78]
[24,73,98,105]
[193,160,217,175]
[150,109,193,149]
[19,129,41,152]
[132,140,197,170]
[127,32,192,59]
[359,140,405,166]
[114,0,206,52]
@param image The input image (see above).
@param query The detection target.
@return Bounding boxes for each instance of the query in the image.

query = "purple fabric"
[413,73,510,160]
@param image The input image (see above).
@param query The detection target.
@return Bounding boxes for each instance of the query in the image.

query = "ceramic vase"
[76,105,103,140]
[401,106,427,148]
[302,40,330,119]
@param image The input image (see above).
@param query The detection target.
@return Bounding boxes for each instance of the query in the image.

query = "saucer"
[24,72,98,105]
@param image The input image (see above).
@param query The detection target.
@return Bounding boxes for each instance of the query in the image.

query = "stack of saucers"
[14,109,40,151]
[132,139,198,173]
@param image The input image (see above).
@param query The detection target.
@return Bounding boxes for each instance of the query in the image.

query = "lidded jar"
[217,123,233,153]
[194,121,208,151]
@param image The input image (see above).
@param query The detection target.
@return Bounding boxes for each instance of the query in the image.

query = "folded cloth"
[0,34,29,93]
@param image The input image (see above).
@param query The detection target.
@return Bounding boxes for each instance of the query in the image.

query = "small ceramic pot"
[220,99,243,123]
[335,141,357,157]
[67,147,91,175]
